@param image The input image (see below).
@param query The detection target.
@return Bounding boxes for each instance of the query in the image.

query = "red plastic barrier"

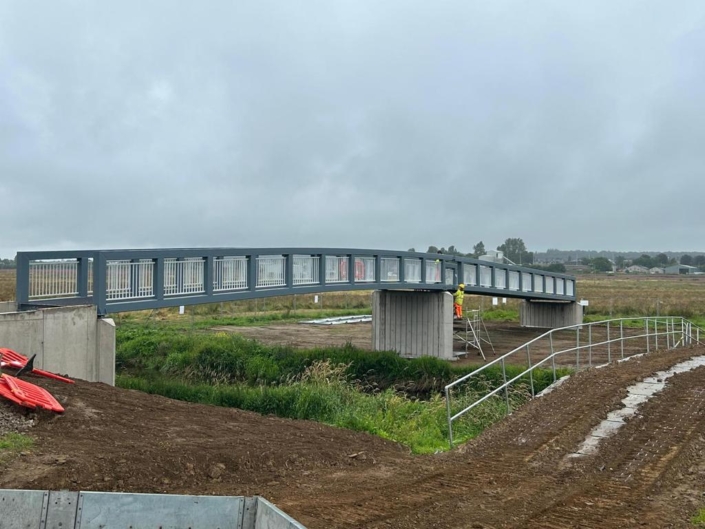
[0,374,64,413]
[0,348,74,384]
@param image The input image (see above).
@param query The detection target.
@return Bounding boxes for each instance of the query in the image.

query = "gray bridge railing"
[15,248,575,315]
[445,316,704,447]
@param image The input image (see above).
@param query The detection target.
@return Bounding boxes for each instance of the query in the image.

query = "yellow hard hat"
[459,283,465,289]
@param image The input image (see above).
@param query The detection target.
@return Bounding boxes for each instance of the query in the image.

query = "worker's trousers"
[454,303,463,319]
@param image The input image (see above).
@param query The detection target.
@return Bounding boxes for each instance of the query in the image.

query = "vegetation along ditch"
[116,323,568,453]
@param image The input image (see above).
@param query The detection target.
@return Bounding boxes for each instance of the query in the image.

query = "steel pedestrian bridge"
[15,248,576,315]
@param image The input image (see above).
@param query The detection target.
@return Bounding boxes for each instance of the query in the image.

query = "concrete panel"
[76,492,243,529]
[0,306,115,385]
[96,318,116,386]
[0,310,44,361]
[42,306,97,380]
[0,489,47,529]
[255,497,306,529]
[372,291,453,360]
[0,301,18,313]
[45,491,79,529]
[520,301,583,329]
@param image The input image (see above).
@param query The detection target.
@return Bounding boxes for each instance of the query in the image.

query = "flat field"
[4,268,704,318]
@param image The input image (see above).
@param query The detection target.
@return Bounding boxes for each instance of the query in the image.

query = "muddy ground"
[2,346,705,527]
[215,320,655,368]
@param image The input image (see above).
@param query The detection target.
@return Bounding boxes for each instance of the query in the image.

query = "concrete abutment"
[0,305,115,385]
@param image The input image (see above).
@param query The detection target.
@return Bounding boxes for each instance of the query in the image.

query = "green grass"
[117,325,568,396]
[0,432,33,462]
[692,508,705,526]
[117,361,527,454]
[115,323,569,453]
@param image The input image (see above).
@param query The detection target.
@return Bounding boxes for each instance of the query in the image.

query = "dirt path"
[215,320,653,368]
[1,346,704,527]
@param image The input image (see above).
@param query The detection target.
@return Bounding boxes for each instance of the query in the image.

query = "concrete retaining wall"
[372,290,454,360]
[0,306,115,385]
[520,300,583,329]
[0,490,305,529]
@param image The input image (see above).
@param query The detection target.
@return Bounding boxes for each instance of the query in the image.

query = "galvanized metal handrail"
[15,248,576,315]
[445,316,704,447]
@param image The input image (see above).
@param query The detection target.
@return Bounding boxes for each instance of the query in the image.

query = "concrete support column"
[372,290,454,360]
[520,300,583,328]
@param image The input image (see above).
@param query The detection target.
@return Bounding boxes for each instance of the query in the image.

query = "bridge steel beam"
[15,248,577,316]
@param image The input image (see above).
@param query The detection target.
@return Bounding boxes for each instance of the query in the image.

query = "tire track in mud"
[291,347,705,528]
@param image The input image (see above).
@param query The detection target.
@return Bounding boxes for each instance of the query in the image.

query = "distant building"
[664,264,698,275]
[625,265,649,274]
[649,267,664,274]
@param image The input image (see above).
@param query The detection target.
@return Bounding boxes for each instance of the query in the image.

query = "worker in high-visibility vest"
[453,284,465,319]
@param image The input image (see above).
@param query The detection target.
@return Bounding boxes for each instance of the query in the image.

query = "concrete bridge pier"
[0,303,115,385]
[520,300,583,329]
[372,290,454,360]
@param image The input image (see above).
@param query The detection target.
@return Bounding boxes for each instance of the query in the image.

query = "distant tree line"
[0,258,15,269]
[410,238,535,265]
[408,242,705,274]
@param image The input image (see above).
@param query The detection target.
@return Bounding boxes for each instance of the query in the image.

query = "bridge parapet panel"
[16,248,576,315]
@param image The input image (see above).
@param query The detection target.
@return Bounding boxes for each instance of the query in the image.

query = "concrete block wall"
[520,300,583,329]
[0,305,115,385]
[372,290,454,360]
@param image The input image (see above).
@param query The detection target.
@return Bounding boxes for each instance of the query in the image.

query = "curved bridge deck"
[15,248,575,315]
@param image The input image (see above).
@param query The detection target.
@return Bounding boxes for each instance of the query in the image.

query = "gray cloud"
[1,1,705,258]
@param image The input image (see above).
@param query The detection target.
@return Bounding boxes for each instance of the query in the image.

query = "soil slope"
[2,346,705,528]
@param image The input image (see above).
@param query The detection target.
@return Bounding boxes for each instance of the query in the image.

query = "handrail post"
[526,345,534,397]
[655,319,658,350]
[501,358,510,415]
[550,333,556,382]
[446,386,453,448]
[666,318,670,349]
[607,321,611,362]
[588,324,592,367]
[645,319,650,354]
[576,327,580,370]
[620,320,624,359]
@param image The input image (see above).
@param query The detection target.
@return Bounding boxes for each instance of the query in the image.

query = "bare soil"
[215,320,650,368]
[2,346,705,527]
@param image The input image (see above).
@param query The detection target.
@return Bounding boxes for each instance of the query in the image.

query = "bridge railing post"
[93,253,107,316]
[318,254,326,287]
[248,255,258,292]
[204,255,214,297]
[77,256,90,298]
[154,257,165,302]
[15,253,30,308]
[284,253,293,288]
[348,254,355,285]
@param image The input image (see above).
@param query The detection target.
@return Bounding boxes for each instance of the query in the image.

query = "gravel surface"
[0,400,34,437]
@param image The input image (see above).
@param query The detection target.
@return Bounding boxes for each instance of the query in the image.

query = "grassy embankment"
[117,325,566,453]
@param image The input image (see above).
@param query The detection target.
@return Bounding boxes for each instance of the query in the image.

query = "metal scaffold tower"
[453,309,495,360]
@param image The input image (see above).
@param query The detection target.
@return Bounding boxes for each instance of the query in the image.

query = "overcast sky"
[1,1,704,258]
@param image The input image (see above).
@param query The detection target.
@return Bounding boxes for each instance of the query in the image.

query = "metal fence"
[445,316,704,447]
[15,248,576,315]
